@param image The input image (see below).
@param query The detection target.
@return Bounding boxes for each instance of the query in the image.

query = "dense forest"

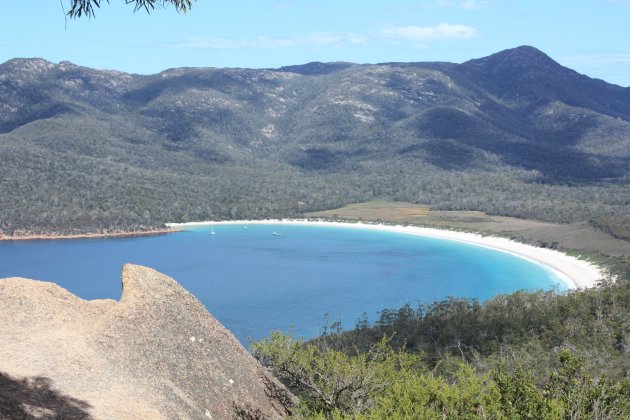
[1,46,629,236]
[252,266,630,418]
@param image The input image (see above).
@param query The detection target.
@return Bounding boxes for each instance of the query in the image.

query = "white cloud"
[347,33,367,45]
[302,33,343,46]
[166,24,476,51]
[460,0,490,9]
[434,0,491,9]
[381,24,478,42]
[270,0,327,11]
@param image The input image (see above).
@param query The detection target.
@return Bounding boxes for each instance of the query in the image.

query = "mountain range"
[0,46,628,235]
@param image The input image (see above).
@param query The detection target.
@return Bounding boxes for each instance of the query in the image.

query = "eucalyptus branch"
[66,0,194,18]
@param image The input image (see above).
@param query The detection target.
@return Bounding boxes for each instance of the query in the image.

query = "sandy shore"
[168,219,604,290]
[0,228,178,242]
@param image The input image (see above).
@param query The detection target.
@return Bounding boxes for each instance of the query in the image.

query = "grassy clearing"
[307,200,630,258]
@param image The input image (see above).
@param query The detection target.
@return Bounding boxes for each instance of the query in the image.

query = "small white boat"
[243,226,248,230]
[271,232,282,237]
[210,227,216,235]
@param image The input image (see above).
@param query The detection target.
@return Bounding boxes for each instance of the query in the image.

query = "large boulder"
[0,264,295,419]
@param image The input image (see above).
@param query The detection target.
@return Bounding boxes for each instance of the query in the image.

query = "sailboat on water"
[210,226,216,235]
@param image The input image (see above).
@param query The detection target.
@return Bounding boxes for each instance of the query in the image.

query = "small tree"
[251,331,417,416]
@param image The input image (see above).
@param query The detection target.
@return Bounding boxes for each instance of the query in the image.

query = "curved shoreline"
[167,219,604,290]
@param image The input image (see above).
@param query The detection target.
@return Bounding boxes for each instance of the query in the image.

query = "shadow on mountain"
[0,372,92,419]
[412,107,627,182]
[0,102,80,134]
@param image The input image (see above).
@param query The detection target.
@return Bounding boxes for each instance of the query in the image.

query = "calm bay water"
[0,224,566,344]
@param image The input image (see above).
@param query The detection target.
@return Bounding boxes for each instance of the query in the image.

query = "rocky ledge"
[0,264,295,419]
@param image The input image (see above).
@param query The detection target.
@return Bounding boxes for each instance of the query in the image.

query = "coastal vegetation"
[252,273,630,418]
[253,333,630,419]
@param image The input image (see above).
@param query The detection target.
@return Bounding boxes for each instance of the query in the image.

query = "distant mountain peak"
[276,61,355,75]
[503,45,551,57]
[0,57,56,74]
[4,57,54,66]
[462,45,561,71]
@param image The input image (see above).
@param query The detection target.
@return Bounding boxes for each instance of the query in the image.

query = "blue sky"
[2,1,630,86]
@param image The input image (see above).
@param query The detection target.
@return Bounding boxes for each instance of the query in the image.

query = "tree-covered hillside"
[0,46,628,235]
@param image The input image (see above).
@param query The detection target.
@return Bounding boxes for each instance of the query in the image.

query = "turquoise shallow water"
[0,224,566,344]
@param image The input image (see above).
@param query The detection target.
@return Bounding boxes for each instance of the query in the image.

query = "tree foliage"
[66,0,194,18]
[250,332,415,416]
[252,332,630,419]
[320,279,630,381]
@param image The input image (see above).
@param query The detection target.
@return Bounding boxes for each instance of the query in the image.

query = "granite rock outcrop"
[0,264,295,419]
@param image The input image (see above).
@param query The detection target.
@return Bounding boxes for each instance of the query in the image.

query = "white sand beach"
[167,220,604,290]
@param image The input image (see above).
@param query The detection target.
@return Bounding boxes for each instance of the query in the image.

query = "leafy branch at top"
[66,0,194,18]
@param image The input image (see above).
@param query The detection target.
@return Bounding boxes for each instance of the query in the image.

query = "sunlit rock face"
[0,264,295,419]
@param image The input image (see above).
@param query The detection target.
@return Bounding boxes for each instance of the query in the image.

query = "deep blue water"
[0,224,566,344]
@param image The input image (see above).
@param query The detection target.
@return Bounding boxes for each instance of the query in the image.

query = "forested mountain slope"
[0,46,628,235]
